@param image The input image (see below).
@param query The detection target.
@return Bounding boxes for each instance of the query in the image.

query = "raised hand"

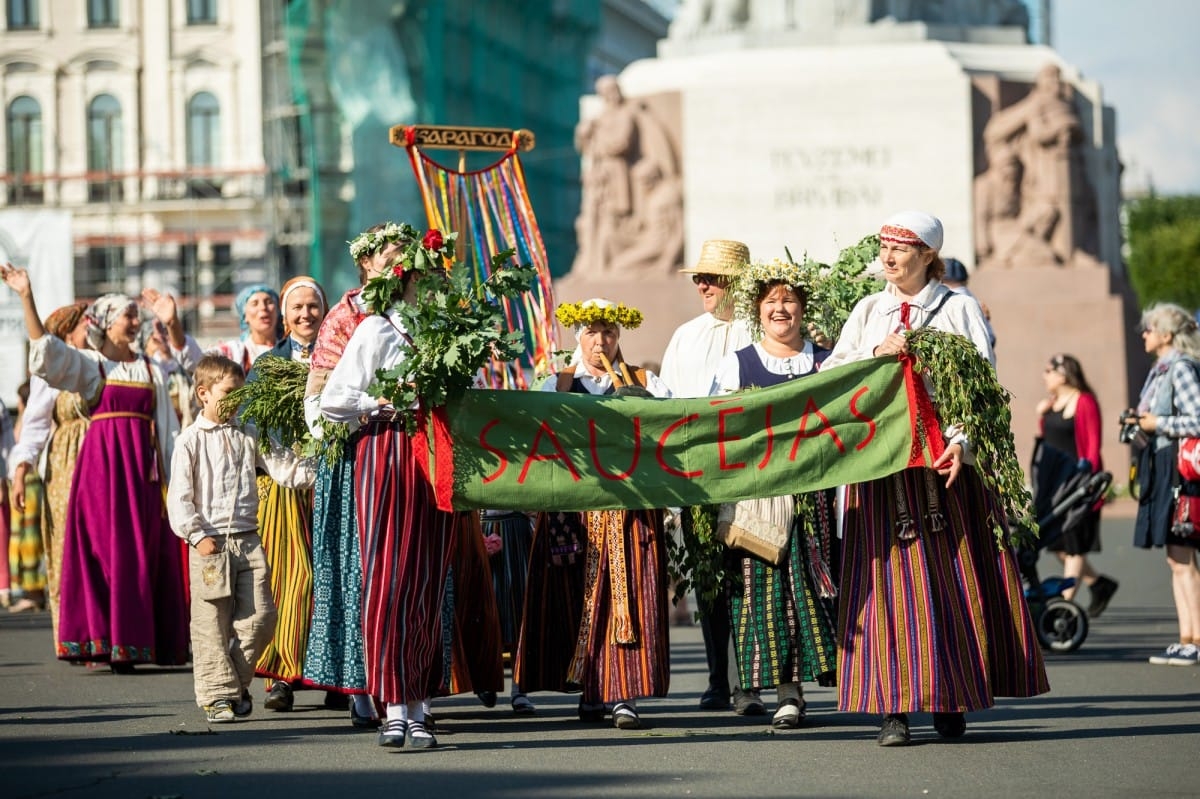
[0,262,32,298]
[141,287,178,326]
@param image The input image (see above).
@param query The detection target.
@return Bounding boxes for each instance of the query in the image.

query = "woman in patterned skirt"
[303,225,409,729]
[253,276,328,711]
[520,299,672,731]
[824,211,1048,746]
[711,262,839,729]
[319,224,458,750]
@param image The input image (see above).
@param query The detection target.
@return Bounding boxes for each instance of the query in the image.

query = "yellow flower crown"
[555,300,643,330]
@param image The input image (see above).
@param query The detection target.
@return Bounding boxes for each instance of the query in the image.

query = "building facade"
[0,0,268,336]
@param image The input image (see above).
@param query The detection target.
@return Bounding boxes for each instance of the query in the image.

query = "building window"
[186,91,221,197]
[6,95,43,204]
[87,93,123,202]
[186,0,216,24]
[79,246,125,297]
[7,0,39,30]
[87,0,118,28]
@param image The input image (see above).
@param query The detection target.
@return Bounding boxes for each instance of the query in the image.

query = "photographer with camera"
[1130,303,1200,666]
[1035,354,1118,616]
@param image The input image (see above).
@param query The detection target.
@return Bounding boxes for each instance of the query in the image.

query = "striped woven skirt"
[513,511,586,693]
[837,467,1050,714]
[731,492,838,692]
[567,509,670,704]
[9,472,46,596]
[355,421,455,704]
[446,511,504,695]
[254,476,314,683]
[481,511,534,656]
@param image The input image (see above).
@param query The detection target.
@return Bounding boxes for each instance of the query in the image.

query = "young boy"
[167,354,315,723]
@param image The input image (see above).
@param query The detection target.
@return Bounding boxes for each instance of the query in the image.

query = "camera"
[1118,409,1146,446]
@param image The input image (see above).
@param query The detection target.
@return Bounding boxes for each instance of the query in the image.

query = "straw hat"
[678,239,750,276]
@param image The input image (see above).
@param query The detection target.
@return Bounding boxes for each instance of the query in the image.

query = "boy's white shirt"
[167,416,315,546]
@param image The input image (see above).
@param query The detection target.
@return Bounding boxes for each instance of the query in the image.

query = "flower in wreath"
[732,258,820,337]
[554,298,644,331]
[357,223,459,315]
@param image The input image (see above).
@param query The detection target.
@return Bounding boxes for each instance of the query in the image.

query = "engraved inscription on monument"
[770,145,890,212]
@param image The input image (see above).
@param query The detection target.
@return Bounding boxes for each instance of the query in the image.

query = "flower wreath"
[555,300,644,330]
[359,226,459,315]
[732,258,819,337]
[349,222,417,262]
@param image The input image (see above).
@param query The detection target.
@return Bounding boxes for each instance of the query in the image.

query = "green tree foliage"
[1126,195,1200,310]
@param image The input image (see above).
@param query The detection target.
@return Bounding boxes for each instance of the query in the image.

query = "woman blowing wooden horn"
[515,298,671,731]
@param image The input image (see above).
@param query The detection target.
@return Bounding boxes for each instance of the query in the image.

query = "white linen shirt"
[167,416,315,546]
[539,363,672,398]
[824,279,994,369]
[319,311,416,429]
[658,313,753,398]
[7,375,56,476]
[824,280,994,459]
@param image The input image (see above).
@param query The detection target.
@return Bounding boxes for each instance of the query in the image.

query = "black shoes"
[877,713,911,747]
[265,682,294,711]
[933,712,966,738]
[732,687,766,716]
[578,699,606,722]
[698,685,731,711]
[476,690,498,708]
[378,719,407,748]
[1087,576,1119,618]
[323,690,350,711]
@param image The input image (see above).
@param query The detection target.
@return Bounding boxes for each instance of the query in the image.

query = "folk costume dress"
[320,308,456,705]
[713,342,839,692]
[302,289,371,692]
[518,364,673,705]
[29,335,189,666]
[483,509,535,658]
[824,279,1049,714]
[253,336,318,686]
[442,511,505,697]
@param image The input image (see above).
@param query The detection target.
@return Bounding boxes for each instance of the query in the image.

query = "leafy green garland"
[789,234,884,345]
[220,355,309,452]
[369,249,538,433]
[219,354,351,466]
[667,504,732,607]
[906,328,1038,548]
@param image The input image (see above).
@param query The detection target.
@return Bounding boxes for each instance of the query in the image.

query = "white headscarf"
[85,293,137,350]
[880,210,944,251]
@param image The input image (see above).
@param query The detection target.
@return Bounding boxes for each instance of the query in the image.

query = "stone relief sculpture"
[975,64,1098,269]
[571,77,683,276]
[669,0,1027,38]
[670,0,750,38]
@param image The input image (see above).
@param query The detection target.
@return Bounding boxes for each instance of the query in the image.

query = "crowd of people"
[0,209,1197,750]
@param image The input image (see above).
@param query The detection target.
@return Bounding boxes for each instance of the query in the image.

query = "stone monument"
[557,0,1138,480]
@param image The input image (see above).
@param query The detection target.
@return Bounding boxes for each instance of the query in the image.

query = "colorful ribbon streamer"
[405,138,559,389]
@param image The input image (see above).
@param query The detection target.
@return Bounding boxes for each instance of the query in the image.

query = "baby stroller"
[1015,441,1113,652]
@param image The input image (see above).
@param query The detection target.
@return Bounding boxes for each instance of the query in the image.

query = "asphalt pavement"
[2,508,1198,799]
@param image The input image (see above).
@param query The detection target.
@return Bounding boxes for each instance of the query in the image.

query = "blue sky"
[1053,0,1200,195]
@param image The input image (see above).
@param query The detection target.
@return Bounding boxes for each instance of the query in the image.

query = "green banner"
[426,357,934,511]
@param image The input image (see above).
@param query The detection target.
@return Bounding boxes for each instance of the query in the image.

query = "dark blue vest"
[733,343,830,388]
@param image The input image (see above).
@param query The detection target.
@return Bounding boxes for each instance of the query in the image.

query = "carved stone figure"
[975,64,1097,269]
[572,79,683,277]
